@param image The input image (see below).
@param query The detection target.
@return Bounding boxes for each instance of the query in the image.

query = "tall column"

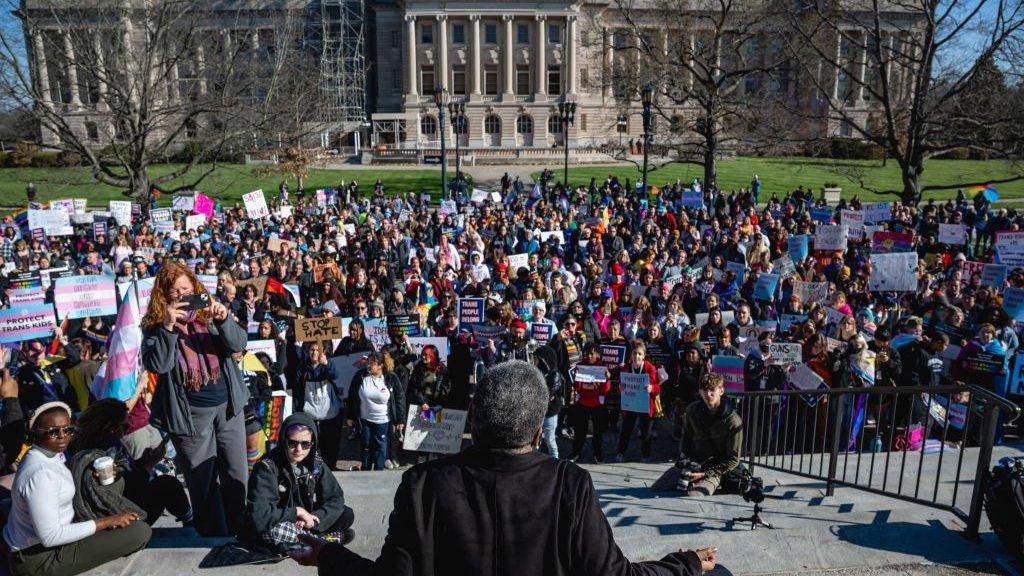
[857,32,868,101]
[195,43,208,96]
[566,15,577,95]
[93,34,108,110]
[167,60,180,104]
[832,32,842,100]
[31,30,53,105]
[503,15,514,98]
[251,28,260,52]
[535,15,547,98]
[436,15,448,91]
[603,29,613,98]
[470,15,481,98]
[405,15,418,101]
[62,31,82,109]
[688,32,695,91]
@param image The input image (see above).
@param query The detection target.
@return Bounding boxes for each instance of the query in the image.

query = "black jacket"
[534,345,566,417]
[345,370,407,425]
[406,362,451,408]
[244,412,346,542]
[318,447,703,576]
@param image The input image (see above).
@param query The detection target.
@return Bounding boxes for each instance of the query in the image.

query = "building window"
[579,114,587,132]
[516,65,531,95]
[485,65,499,95]
[485,23,497,44]
[453,115,468,135]
[421,66,436,94]
[421,23,433,44]
[421,115,438,136]
[548,115,563,134]
[453,24,465,44]
[391,30,400,48]
[85,121,99,142]
[839,120,852,137]
[392,68,401,91]
[453,66,467,95]
[517,24,529,44]
[516,114,533,134]
[547,65,562,95]
[485,114,501,135]
[548,24,561,44]
[617,114,629,133]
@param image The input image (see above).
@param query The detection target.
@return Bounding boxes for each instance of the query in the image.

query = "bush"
[934,147,970,160]
[6,142,38,167]
[30,152,59,167]
[821,137,885,160]
[0,152,7,166]
[175,140,204,162]
[56,151,82,167]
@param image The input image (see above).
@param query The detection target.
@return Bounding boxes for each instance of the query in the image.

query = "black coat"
[318,447,703,576]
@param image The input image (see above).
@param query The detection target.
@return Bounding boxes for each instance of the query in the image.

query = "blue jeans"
[360,419,389,471]
[541,415,559,459]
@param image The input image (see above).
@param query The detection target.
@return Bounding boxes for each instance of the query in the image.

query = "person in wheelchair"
[678,374,743,497]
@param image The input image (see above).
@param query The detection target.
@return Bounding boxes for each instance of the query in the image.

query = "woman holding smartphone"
[141,261,249,537]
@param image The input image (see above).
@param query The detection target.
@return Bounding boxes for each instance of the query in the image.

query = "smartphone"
[179,292,211,311]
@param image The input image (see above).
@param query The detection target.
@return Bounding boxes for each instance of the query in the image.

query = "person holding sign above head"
[615,341,661,463]
[140,261,249,537]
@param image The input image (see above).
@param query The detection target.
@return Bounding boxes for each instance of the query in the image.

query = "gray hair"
[472,360,548,449]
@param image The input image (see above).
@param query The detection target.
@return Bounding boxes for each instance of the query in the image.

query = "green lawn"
[538,157,1024,201]
[0,163,444,209]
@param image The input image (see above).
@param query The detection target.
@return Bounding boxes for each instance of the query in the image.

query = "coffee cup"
[92,456,116,486]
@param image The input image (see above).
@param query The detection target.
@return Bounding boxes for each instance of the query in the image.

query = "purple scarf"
[174,311,222,392]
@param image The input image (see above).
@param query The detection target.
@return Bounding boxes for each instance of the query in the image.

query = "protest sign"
[810,207,833,224]
[791,280,828,304]
[725,261,746,285]
[753,273,779,301]
[539,230,564,244]
[960,350,1005,377]
[772,256,796,278]
[682,190,703,208]
[74,198,88,213]
[620,372,651,414]
[53,275,117,320]
[938,224,966,245]
[50,198,75,215]
[471,325,506,348]
[243,189,270,219]
[151,207,172,223]
[109,201,132,226]
[863,202,891,223]
[814,225,848,251]
[779,314,806,333]
[0,303,56,344]
[7,287,46,306]
[1007,287,1024,323]
[457,298,485,329]
[768,342,802,365]
[387,314,421,337]
[787,363,829,406]
[246,339,278,362]
[185,214,205,231]
[996,246,1024,267]
[600,344,627,367]
[1013,353,1024,395]
[407,336,450,363]
[868,253,918,292]
[267,237,292,253]
[295,316,343,342]
[328,353,367,398]
[255,392,292,443]
[926,394,967,430]
[712,355,745,394]
[9,271,42,291]
[788,235,809,262]
[363,318,390,350]
[471,189,488,203]
[995,231,1024,250]
[508,253,529,272]
[982,264,1008,289]
[171,194,194,211]
[871,231,913,253]
[531,323,554,342]
[439,200,457,217]
[840,210,864,236]
[28,209,72,236]
[575,365,608,383]
[402,405,468,454]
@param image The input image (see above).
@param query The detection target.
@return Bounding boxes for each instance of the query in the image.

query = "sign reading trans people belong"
[54,275,118,320]
[0,304,56,344]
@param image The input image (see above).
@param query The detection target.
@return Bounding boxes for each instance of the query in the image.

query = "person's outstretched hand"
[695,547,718,573]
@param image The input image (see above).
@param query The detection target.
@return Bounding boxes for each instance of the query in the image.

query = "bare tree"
[784,0,1024,204]
[607,0,789,188]
[0,0,321,205]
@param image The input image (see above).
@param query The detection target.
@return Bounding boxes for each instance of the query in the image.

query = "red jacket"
[573,364,611,408]
[620,359,660,417]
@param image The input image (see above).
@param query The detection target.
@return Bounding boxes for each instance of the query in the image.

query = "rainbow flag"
[91,280,144,401]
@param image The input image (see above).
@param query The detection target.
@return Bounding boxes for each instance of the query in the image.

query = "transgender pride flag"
[92,280,144,401]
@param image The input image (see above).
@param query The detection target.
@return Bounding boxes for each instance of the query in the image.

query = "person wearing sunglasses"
[244,413,354,552]
[3,402,151,576]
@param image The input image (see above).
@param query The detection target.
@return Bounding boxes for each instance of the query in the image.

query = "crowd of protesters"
[0,168,1018,574]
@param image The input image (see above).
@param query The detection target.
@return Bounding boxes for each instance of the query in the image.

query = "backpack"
[985,457,1024,558]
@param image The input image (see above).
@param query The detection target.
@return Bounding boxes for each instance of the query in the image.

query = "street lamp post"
[434,87,449,199]
[558,100,577,193]
[448,99,466,194]
[641,84,654,200]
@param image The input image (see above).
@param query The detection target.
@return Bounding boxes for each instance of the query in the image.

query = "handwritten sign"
[868,253,918,292]
[109,201,132,226]
[27,209,72,236]
[294,316,344,342]
[938,224,966,245]
[508,253,529,272]
[402,405,467,454]
[768,342,802,365]
[815,225,848,251]
[243,189,270,219]
[840,210,864,236]
[863,202,891,223]
[791,280,828,304]
[620,372,651,414]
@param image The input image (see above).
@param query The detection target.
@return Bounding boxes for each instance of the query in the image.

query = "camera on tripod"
[737,470,765,504]
[674,458,703,495]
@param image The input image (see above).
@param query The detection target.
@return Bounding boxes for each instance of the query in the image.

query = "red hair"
[140,261,212,330]
[421,344,442,372]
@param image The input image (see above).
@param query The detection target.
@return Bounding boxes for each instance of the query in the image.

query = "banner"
[457,298,486,329]
[92,221,107,241]
[294,316,344,342]
[53,275,117,320]
[0,303,56,344]
[871,231,913,254]
[753,273,779,302]
[938,224,966,245]
[711,355,745,394]
[862,202,891,223]
[402,405,468,454]
[791,280,828,304]
[814,225,848,251]
[620,372,651,413]
[243,189,270,219]
[788,235,808,262]
[768,342,802,365]
[868,253,918,292]
[407,336,450,363]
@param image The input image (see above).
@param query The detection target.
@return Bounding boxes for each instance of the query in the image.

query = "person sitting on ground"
[3,402,151,576]
[678,374,743,497]
[291,360,720,576]
[244,413,355,552]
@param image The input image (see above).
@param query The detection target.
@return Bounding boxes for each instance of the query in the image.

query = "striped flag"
[92,280,144,401]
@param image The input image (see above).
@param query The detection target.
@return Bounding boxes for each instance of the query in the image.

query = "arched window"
[453,115,468,135]
[484,114,501,135]
[548,115,563,134]
[516,114,533,134]
[420,115,437,136]
[670,115,684,132]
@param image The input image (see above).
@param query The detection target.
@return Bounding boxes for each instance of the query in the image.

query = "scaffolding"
[316,0,366,134]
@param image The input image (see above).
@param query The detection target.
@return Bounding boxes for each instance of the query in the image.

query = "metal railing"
[734,384,1020,539]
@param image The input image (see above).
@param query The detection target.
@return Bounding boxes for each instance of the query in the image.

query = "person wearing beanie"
[494,318,532,363]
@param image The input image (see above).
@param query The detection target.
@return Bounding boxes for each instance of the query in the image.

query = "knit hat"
[510,319,528,330]
[28,401,72,430]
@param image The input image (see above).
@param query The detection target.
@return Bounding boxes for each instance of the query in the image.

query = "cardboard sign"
[53,275,118,320]
[868,253,918,292]
[402,405,468,454]
[712,356,745,394]
[768,342,802,365]
[0,303,56,344]
[815,225,848,251]
[938,224,966,245]
[235,276,267,298]
[295,316,344,342]
[243,189,270,219]
[620,372,651,414]
[267,237,292,253]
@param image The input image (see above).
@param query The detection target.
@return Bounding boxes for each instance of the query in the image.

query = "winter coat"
[533,346,566,417]
[345,370,407,426]
[680,397,743,481]
[407,362,451,408]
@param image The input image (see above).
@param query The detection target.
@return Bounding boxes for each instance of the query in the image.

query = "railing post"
[826,392,844,497]
[746,395,759,475]
[965,401,1000,541]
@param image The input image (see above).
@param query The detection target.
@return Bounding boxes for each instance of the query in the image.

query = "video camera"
[736,469,765,504]
[674,458,703,495]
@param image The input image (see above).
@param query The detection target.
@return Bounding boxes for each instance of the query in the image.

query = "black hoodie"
[243,412,346,541]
